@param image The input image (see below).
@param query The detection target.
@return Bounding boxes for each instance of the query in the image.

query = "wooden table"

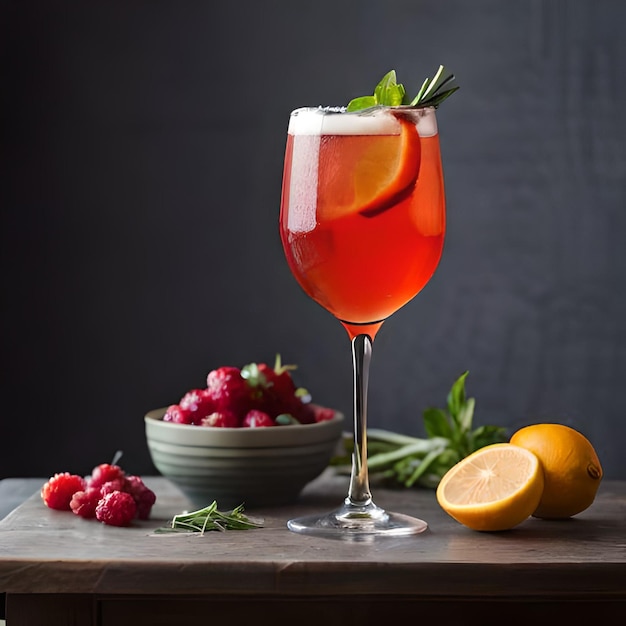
[1,473,625,625]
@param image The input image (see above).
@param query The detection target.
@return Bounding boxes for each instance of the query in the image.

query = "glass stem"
[347,333,373,506]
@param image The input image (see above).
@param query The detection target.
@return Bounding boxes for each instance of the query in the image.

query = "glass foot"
[287,500,427,539]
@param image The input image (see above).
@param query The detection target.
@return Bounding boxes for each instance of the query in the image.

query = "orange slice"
[436,443,544,532]
[317,116,421,220]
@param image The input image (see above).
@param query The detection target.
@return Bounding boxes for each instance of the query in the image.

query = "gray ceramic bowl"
[145,407,344,509]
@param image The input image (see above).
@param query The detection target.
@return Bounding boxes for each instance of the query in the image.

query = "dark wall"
[2,0,625,480]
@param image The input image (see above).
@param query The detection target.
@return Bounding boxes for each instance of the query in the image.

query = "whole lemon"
[510,423,603,519]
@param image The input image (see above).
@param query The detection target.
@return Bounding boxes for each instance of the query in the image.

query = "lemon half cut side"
[436,443,544,532]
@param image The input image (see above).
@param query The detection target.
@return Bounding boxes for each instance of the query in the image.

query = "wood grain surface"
[1,473,625,598]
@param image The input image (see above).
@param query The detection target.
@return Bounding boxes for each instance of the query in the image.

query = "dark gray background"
[2,0,625,480]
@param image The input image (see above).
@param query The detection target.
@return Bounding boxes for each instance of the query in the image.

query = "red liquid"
[280,121,445,340]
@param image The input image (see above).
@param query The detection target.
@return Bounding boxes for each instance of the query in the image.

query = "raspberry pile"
[163,355,336,428]
[41,463,156,527]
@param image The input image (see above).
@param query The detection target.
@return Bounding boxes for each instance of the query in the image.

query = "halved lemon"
[436,443,544,532]
[317,116,421,220]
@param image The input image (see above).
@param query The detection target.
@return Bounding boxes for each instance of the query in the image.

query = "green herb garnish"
[346,65,459,112]
[330,371,507,489]
[154,501,263,534]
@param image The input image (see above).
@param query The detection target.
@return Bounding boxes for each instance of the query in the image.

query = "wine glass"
[279,104,446,537]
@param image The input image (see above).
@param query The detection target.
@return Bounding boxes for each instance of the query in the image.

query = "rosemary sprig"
[154,501,263,534]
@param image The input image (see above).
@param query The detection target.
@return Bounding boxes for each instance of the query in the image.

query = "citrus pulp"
[436,443,544,531]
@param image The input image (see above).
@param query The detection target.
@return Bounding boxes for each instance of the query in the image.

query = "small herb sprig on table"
[331,372,507,489]
[347,65,459,112]
[154,501,263,535]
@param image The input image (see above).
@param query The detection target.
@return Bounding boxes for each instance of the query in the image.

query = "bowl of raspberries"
[144,356,344,508]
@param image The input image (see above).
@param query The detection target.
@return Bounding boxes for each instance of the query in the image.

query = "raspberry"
[88,463,125,489]
[100,479,126,495]
[259,362,297,399]
[286,397,312,423]
[200,410,240,428]
[124,476,157,520]
[179,389,216,424]
[42,473,86,511]
[206,366,253,416]
[70,487,101,519]
[243,409,276,428]
[312,406,336,423]
[95,491,137,526]
[264,392,312,424]
[163,403,194,425]
[256,361,310,421]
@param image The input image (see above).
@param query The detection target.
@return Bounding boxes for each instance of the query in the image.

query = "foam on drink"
[288,106,438,137]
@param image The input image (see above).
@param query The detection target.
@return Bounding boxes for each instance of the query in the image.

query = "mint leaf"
[457,397,476,433]
[447,370,469,421]
[346,95,377,112]
[374,70,406,105]
[374,70,396,101]
[423,407,454,439]
[472,424,508,449]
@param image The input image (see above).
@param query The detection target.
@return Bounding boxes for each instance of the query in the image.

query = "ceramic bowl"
[144,407,344,509]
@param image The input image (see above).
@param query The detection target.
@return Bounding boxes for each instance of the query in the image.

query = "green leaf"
[416,448,461,487]
[405,447,447,487]
[387,83,406,105]
[457,397,476,433]
[419,86,460,108]
[367,428,429,446]
[373,71,406,106]
[447,370,469,420]
[423,407,454,439]
[367,439,447,470]
[426,73,456,97]
[374,70,397,101]
[240,362,267,388]
[346,95,377,112]
[472,424,509,450]
[419,64,445,101]
[275,413,299,425]
[410,77,431,106]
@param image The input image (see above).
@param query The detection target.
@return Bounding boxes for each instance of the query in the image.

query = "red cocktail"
[281,106,444,340]
[280,102,447,537]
